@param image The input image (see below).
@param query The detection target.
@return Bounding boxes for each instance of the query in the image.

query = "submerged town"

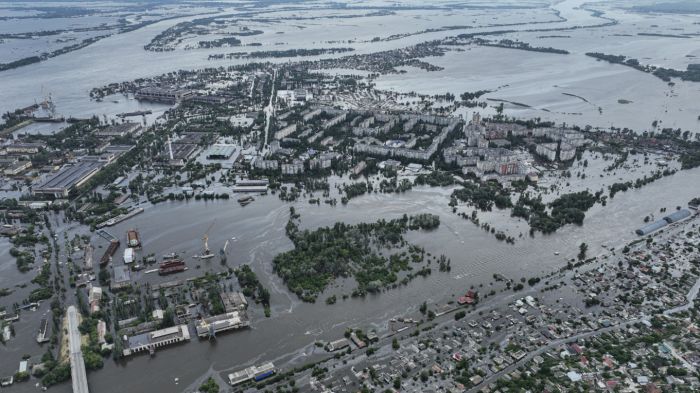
[1,0,700,393]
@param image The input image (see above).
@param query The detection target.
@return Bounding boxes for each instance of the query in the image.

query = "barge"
[127,229,141,248]
[158,258,187,275]
[99,239,120,267]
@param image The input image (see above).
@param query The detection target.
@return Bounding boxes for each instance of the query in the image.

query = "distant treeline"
[0,35,106,72]
[209,47,355,60]
[586,52,700,82]
[473,38,569,54]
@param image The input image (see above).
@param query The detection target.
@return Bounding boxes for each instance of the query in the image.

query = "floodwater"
[0,0,698,131]
[2,0,700,390]
[3,165,700,392]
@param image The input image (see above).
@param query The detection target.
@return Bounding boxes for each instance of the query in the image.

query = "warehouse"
[663,209,692,223]
[206,145,236,160]
[32,161,103,198]
[635,220,668,236]
[95,122,142,138]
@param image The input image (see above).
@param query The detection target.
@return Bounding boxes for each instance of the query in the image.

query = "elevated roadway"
[67,305,90,393]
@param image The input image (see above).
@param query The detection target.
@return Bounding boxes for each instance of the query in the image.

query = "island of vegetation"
[273,209,443,302]
[586,52,700,82]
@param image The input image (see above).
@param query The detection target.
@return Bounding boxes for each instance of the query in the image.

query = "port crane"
[200,220,216,259]
[219,239,229,265]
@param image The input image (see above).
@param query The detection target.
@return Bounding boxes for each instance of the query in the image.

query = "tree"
[199,377,219,393]
[160,307,175,329]
[392,337,400,350]
[578,242,588,261]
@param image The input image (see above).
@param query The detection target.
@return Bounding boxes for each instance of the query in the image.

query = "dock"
[95,230,118,242]
[228,362,276,386]
[36,318,49,343]
[95,208,144,229]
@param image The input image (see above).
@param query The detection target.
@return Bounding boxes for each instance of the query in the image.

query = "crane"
[219,239,230,265]
[200,220,216,259]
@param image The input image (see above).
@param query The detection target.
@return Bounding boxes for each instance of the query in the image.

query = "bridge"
[67,306,90,393]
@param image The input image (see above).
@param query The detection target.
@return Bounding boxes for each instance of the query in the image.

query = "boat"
[238,196,254,206]
[32,116,65,123]
[100,239,120,267]
[117,110,152,118]
[127,229,141,248]
[158,258,187,275]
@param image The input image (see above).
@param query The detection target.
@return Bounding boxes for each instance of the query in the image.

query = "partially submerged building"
[122,325,191,356]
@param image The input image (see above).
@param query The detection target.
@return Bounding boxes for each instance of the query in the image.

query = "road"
[263,69,277,147]
[664,275,700,316]
[467,261,700,392]
[67,305,90,393]
[466,318,641,392]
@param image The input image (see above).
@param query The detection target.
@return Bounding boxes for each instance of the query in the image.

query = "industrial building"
[635,209,693,236]
[232,185,268,193]
[195,311,250,338]
[32,161,103,198]
[190,95,228,105]
[232,179,269,193]
[635,220,667,236]
[326,338,350,352]
[3,160,32,176]
[95,122,142,138]
[206,145,236,160]
[4,142,45,155]
[221,292,248,312]
[229,114,255,128]
[663,209,691,223]
[122,325,191,356]
[135,87,194,103]
[228,362,276,386]
[236,179,269,187]
[111,265,132,290]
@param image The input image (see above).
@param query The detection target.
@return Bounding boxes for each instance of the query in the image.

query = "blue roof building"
[636,220,668,236]
[663,209,691,223]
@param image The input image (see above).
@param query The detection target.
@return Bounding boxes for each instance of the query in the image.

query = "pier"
[95,207,144,229]
[67,306,90,393]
